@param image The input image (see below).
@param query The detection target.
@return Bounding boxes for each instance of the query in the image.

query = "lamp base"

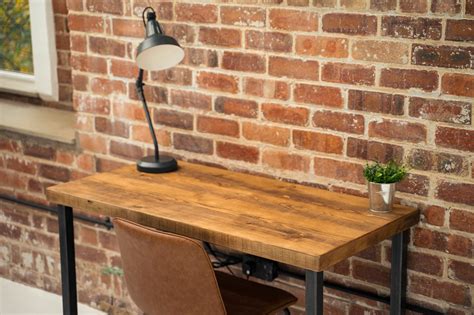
[136,155,178,173]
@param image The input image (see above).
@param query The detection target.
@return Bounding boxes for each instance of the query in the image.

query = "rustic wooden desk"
[47,161,419,315]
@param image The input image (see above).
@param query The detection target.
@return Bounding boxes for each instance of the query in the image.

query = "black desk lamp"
[135,7,184,173]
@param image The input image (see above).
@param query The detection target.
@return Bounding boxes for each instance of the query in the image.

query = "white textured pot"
[368,182,396,213]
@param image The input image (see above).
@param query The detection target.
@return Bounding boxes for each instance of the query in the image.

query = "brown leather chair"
[113,218,297,315]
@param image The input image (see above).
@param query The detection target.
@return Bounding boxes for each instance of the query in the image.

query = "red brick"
[173,133,213,155]
[431,0,462,14]
[412,44,474,69]
[90,78,126,96]
[215,97,258,118]
[95,117,129,138]
[197,72,239,94]
[442,73,474,97]
[76,244,107,264]
[322,14,377,35]
[56,151,74,166]
[170,90,211,111]
[72,74,88,91]
[293,130,343,154]
[314,0,337,6]
[262,103,309,126]
[322,63,375,86]
[400,0,428,13]
[409,97,471,125]
[352,40,409,64]
[110,59,138,79]
[349,90,404,115]
[85,0,123,15]
[70,35,87,52]
[369,119,426,143]
[410,274,471,306]
[422,205,446,227]
[407,252,443,276]
[197,116,239,138]
[96,157,128,172]
[269,9,318,32]
[112,18,143,38]
[220,6,265,27]
[76,154,94,172]
[0,170,27,190]
[78,134,107,154]
[262,150,310,172]
[222,52,265,73]
[435,127,474,152]
[216,142,259,163]
[448,260,474,285]
[352,260,390,287]
[133,1,173,21]
[151,68,192,86]
[162,23,195,44]
[243,78,289,101]
[437,181,474,206]
[113,101,145,121]
[74,95,110,115]
[382,16,442,40]
[450,209,474,233]
[0,138,20,153]
[468,0,474,15]
[176,3,217,24]
[67,0,83,11]
[413,227,447,251]
[269,57,318,80]
[370,0,397,11]
[182,48,218,68]
[314,157,365,184]
[397,173,429,196]
[246,31,292,53]
[294,84,343,108]
[129,84,167,104]
[110,141,144,160]
[154,109,193,130]
[242,123,290,147]
[446,19,474,41]
[71,55,107,74]
[380,68,438,92]
[313,111,365,135]
[68,14,104,33]
[447,234,473,257]
[39,164,70,182]
[199,27,241,48]
[346,138,403,163]
[89,37,125,58]
[295,36,348,58]
[408,149,466,175]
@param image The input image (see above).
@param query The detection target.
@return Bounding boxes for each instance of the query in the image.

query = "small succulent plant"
[363,161,408,184]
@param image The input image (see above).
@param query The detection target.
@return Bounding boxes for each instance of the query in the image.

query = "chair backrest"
[113,218,227,315]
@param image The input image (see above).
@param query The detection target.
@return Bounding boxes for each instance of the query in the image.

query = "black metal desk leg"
[306,270,324,315]
[58,205,78,315]
[390,231,408,315]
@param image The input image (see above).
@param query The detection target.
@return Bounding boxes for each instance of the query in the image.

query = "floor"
[0,277,105,315]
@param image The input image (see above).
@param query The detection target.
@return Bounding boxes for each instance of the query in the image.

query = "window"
[0,0,58,101]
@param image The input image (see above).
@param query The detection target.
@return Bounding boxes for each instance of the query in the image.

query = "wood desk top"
[47,161,419,271]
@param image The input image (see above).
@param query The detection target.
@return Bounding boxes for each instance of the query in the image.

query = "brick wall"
[0,0,473,314]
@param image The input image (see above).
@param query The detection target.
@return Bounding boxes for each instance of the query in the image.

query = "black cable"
[203,242,242,276]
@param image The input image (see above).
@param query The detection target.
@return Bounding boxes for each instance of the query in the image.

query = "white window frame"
[0,0,58,101]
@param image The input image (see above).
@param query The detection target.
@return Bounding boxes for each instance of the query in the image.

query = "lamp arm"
[136,68,160,161]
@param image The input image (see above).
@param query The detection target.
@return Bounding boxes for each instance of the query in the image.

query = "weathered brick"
[244,78,289,101]
[382,16,442,40]
[293,130,343,154]
[340,0,367,9]
[129,84,168,104]
[446,20,474,41]
[269,57,318,81]
[435,127,474,152]
[468,0,474,15]
[154,109,193,130]
[96,157,128,172]
[110,59,138,79]
[39,164,70,182]
[352,40,409,64]
[262,103,309,126]
[162,23,195,44]
[170,90,211,111]
[314,157,365,184]
[348,90,404,115]
[412,44,474,69]
[322,63,375,86]
[85,0,123,15]
[182,48,218,68]
[380,68,438,92]
[370,0,396,10]
[71,55,107,74]
[295,36,348,58]
[110,141,144,160]
[133,1,173,21]
[269,9,318,32]
[197,72,239,94]
[197,116,239,137]
[173,133,213,155]
[246,31,292,53]
[450,209,474,233]
[353,260,390,287]
[176,3,217,24]
[410,274,471,306]
[70,34,87,52]
[448,260,474,285]
[243,123,290,147]
[216,142,259,163]
[199,27,241,48]
[369,119,427,143]
[94,117,129,138]
[313,111,365,134]
[151,68,192,87]
[90,78,126,96]
[74,95,110,115]
[441,73,474,97]
[294,84,343,108]
[346,138,403,163]
[215,97,258,118]
[78,134,107,154]
[68,14,104,33]
[397,174,429,196]
[436,181,474,206]
[399,0,428,13]
[262,150,310,172]
[322,14,377,35]
[112,18,143,38]
[422,205,446,227]
[409,97,471,125]
[220,6,265,27]
[24,143,55,160]
[72,74,88,91]
[431,0,461,14]
[222,52,266,73]
[408,149,466,175]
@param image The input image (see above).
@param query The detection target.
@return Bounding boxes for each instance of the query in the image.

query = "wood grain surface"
[47,161,419,271]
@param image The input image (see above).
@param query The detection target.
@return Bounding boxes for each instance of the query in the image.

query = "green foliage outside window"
[0,0,34,74]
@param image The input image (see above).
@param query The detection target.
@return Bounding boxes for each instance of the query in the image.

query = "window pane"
[0,0,34,74]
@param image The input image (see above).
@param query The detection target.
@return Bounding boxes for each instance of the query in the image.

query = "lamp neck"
[145,11,163,36]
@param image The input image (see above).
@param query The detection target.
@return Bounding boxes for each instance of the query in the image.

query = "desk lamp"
[135,7,184,173]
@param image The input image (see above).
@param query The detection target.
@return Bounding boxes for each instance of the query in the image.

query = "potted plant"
[363,161,408,212]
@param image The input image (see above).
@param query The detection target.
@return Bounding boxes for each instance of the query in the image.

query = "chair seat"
[215,271,297,315]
